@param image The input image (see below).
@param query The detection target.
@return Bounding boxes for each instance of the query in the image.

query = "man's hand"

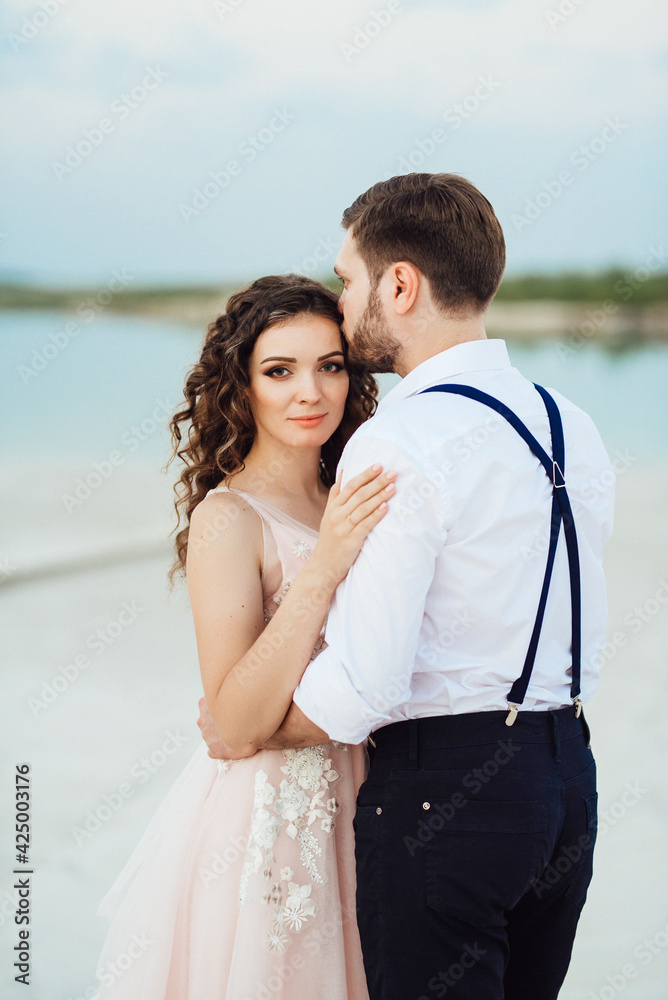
[197,698,330,757]
[262,702,331,750]
[196,697,257,760]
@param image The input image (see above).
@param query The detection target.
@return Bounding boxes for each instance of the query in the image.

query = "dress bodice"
[204,485,327,654]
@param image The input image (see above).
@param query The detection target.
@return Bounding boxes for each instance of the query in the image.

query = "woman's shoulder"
[189,487,264,552]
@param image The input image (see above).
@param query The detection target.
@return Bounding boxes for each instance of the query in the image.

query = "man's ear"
[387,261,420,316]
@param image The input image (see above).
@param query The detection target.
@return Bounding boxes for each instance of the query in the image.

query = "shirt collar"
[376,339,512,413]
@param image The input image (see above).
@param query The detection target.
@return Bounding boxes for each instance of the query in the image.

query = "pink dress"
[92,486,370,1000]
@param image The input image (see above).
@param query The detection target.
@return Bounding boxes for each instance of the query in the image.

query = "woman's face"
[246,314,350,450]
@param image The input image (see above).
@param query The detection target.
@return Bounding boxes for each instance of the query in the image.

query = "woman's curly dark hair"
[163,273,379,587]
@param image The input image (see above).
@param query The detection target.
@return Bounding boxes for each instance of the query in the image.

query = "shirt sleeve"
[560,400,616,550]
[293,428,448,744]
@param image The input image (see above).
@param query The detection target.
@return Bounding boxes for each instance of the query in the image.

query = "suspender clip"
[573,697,583,718]
[552,461,566,488]
[367,734,377,748]
[505,703,520,727]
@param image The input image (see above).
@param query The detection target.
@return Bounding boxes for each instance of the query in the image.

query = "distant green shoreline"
[2,270,667,308]
[1,270,666,344]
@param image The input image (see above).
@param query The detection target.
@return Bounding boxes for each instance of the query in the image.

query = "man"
[203,173,614,999]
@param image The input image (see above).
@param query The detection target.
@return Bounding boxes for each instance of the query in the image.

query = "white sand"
[1,458,667,999]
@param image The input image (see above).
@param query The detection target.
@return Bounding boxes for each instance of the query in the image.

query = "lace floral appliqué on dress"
[292,539,312,560]
[234,742,347,953]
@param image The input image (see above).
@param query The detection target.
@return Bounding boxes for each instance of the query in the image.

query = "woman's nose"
[296,376,321,403]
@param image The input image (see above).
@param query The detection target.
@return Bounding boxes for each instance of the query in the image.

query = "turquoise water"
[1,310,666,463]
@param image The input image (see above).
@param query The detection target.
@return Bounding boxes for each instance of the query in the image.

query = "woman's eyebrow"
[261,351,345,364]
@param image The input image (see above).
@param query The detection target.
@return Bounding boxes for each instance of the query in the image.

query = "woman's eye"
[321,362,345,373]
[266,366,290,377]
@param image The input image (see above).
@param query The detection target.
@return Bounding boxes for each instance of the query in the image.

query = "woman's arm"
[187,465,395,755]
[196,696,329,758]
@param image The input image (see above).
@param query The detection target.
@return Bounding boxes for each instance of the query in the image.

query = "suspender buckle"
[505,702,521,727]
[552,461,566,488]
[367,734,377,748]
[573,697,583,718]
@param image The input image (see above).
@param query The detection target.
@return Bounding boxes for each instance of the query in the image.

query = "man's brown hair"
[341,173,506,315]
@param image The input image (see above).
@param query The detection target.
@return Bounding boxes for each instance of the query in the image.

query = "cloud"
[1,0,665,280]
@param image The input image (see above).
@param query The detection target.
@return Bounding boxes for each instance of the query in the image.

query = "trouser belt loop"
[408,719,419,769]
[550,711,562,764]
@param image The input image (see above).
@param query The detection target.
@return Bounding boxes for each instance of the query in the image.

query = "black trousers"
[354,706,597,1000]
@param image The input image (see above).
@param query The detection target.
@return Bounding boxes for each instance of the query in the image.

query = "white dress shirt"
[293,339,615,745]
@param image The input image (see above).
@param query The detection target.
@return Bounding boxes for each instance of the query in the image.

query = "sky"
[1,0,667,286]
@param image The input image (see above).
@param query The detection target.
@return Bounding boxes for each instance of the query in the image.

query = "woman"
[92,274,397,999]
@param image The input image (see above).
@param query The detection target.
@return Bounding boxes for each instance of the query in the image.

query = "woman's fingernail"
[384,483,395,492]
[372,463,382,472]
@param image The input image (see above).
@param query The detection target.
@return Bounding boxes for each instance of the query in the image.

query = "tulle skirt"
[92,739,370,1000]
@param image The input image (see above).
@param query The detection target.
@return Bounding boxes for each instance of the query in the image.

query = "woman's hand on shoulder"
[311,464,396,585]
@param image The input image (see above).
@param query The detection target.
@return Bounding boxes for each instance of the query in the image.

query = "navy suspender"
[418,382,582,725]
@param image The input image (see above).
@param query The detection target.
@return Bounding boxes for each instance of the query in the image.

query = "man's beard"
[346,287,402,373]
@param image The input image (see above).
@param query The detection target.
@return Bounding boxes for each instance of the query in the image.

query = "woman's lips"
[288,414,327,427]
